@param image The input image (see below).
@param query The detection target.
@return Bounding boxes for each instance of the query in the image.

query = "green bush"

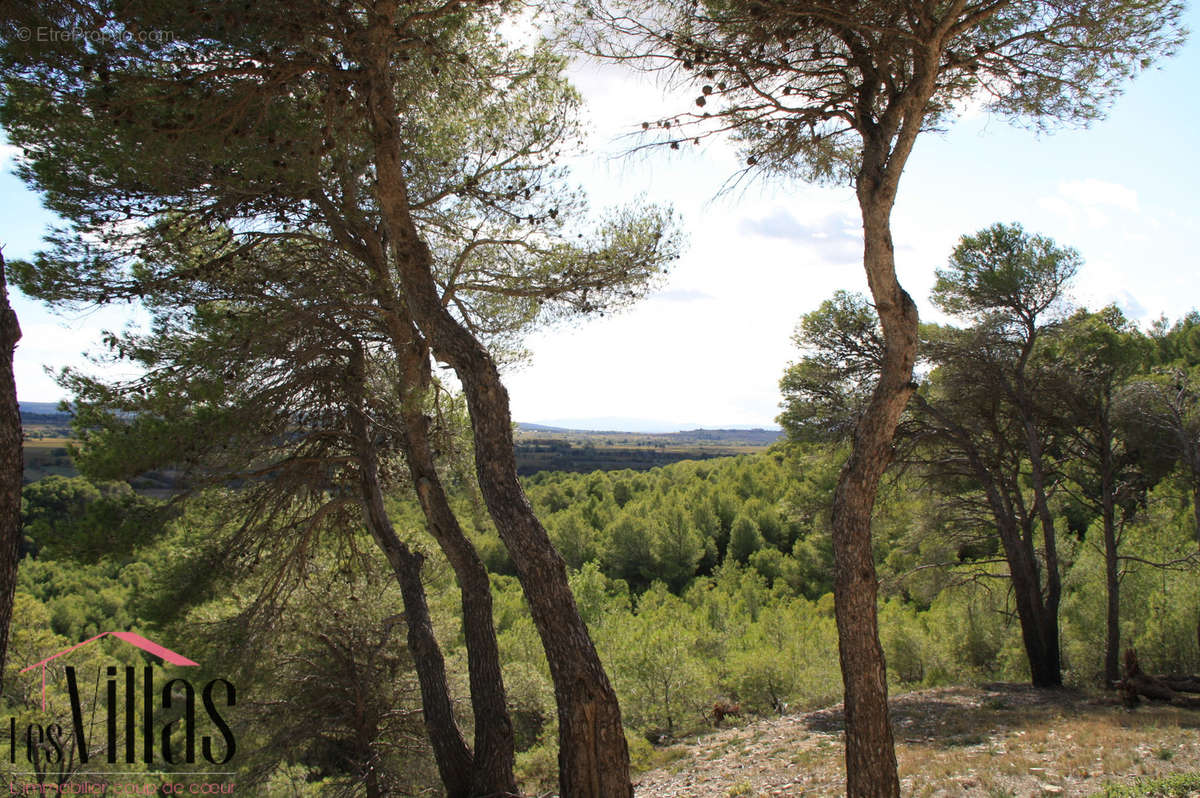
[1092,773,1200,797]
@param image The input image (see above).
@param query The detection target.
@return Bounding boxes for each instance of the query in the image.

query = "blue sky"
[4,7,1199,431]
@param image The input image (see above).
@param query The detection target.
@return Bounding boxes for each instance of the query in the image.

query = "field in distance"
[19,402,783,482]
[513,423,782,475]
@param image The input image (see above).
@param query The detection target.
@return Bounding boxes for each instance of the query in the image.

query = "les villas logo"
[7,632,236,768]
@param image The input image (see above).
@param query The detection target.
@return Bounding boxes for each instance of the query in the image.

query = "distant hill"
[20,400,70,418]
[512,424,782,475]
[517,423,782,445]
[667,428,783,446]
[518,422,575,433]
[528,417,783,434]
[18,406,783,482]
[20,401,72,431]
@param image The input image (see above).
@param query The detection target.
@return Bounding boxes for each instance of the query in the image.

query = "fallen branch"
[1116,649,1200,708]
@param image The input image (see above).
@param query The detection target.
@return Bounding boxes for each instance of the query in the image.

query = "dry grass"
[634,685,1200,798]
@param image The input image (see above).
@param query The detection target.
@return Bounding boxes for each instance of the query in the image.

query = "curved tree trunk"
[360,12,632,792]
[388,321,517,797]
[0,251,22,696]
[347,348,475,798]
[363,237,516,797]
[831,187,913,798]
[413,301,630,798]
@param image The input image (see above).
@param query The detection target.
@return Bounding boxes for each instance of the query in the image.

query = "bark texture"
[348,348,475,798]
[363,237,517,797]
[0,251,21,696]
[997,520,1062,688]
[360,9,632,795]
[826,32,948,794]
[830,188,912,798]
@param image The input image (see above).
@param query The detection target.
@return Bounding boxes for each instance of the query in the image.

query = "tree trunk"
[1101,431,1120,688]
[1192,479,1200,548]
[955,431,1062,688]
[360,12,631,795]
[348,349,475,798]
[394,358,517,798]
[364,750,384,798]
[1192,478,1200,659]
[0,251,22,696]
[1023,422,1063,670]
[830,190,913,798]
[363,243,516,796]
[1002,530,1062,688]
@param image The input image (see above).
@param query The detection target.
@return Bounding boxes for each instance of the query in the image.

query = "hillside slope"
[634,685,1200,797]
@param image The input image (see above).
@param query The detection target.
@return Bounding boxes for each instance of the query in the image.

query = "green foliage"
[603,585,714,735]
[546,507,598,570]
[779,291,882,443]
[22,475,164,561]
[580,0,1186,183]
[514,743,559,795]
[180,546,440,794]
[1152,311,1200,368]
[569,562,632,627]
[727,513,764,563]
[1092,772,1200,798]
[932,223,1082,326]
[600,512,656,590]
[650,501,706,591]
[527,455,804,595]
[725,599,840,713]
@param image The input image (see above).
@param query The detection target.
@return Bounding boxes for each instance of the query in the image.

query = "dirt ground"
[633,684,1200,797]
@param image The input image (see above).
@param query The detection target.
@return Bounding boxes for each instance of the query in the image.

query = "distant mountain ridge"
[520,421,781,436]
[20,401,69,417]
[529,416,782,434]
[517,423,782,446]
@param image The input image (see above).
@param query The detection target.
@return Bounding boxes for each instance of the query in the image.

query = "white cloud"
[1035,195,1073,218]
[1057,179,1139,212]
[651,288,715,303]
[1036,179,1141,229]
[10,297,150,402]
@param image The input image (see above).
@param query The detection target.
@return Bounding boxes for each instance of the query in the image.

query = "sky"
[3,7,1199,432]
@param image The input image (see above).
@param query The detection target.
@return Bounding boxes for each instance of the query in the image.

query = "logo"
[7,632,236,769]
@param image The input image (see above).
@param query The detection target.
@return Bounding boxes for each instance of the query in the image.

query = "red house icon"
[21,632,199,710]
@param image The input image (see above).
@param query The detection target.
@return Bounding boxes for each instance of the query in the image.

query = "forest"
[0,1,1197,797]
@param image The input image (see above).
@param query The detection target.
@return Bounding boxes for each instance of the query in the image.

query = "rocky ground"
[632,684,1200,797]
